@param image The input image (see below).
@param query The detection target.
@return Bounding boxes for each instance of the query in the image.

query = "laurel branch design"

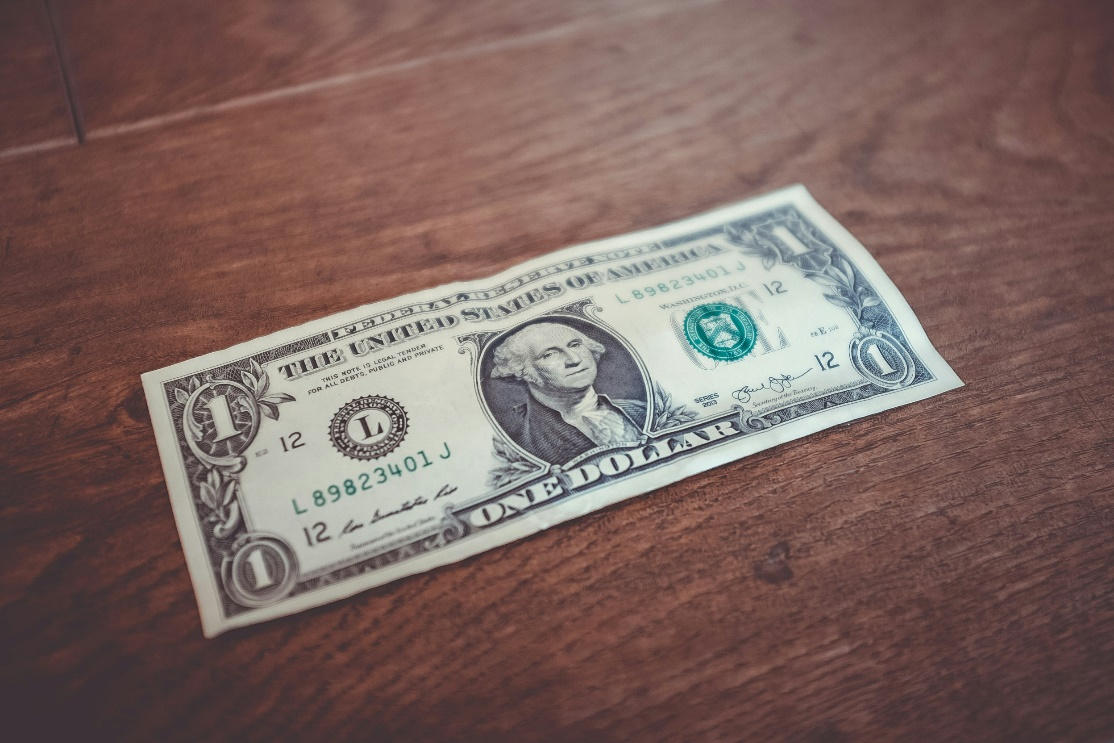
[171,360,295,545]
[487,436,544,489]
[651,383,699,431]
[724,219,882,328]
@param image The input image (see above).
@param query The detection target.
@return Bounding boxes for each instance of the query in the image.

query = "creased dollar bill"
[143,185,962,636]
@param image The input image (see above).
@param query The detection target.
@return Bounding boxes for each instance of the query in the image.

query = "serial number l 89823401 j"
[291,442,452,515]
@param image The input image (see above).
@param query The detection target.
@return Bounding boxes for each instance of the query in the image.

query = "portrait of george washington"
[483,319,648,464]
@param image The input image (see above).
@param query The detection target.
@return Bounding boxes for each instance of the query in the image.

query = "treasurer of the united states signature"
[731,369,812,405]
[368,483,458,525]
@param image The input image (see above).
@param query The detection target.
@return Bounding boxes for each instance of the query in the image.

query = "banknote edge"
[788,187,963,392]
[142,373,229,637]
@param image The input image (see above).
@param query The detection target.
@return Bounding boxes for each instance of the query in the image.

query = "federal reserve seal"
[683,303,758,361]
[329,395,408,460]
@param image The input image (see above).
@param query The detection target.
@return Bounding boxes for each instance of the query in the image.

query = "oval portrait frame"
[474,309,654,468]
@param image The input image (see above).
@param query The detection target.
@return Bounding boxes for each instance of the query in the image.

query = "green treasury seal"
[683,303,758,361]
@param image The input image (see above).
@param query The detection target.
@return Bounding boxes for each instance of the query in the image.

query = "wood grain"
[0,0,74,153]
[1,0,1113,740]
[53,0,708,130]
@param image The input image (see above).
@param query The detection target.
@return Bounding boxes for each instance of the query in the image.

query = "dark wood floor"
[2,1,1112,740]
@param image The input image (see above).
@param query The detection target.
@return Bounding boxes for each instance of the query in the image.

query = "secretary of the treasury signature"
[731,369,812,404]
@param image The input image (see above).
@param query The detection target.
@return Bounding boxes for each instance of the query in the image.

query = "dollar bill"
[143,185,961,636]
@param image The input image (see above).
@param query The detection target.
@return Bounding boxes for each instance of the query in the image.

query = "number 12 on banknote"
[143,185,961,636]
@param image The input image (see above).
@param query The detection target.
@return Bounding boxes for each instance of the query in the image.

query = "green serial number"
[614,265,734,302]
[292,442,451,514]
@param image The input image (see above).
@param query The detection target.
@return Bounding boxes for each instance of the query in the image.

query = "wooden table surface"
[2,1,1112,740]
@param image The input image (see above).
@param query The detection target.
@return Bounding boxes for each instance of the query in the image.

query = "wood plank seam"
[43,0,83,143]
[0,0,721,161]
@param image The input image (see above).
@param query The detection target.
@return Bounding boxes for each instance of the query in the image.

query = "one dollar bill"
[143,185,961,636]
